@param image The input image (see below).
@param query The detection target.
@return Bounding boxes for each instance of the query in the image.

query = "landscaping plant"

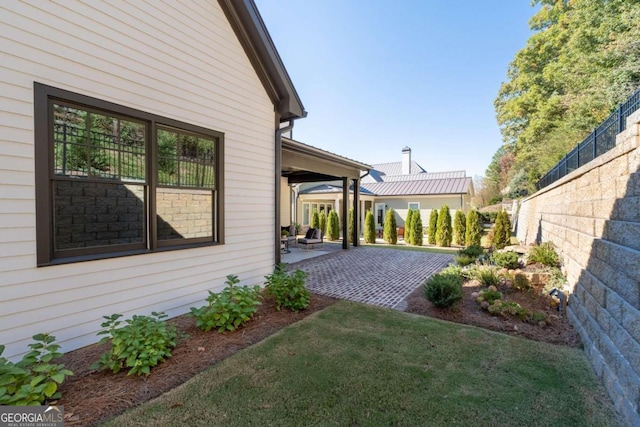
[0,334,73,405]
[319,210,327,235]
[410,209,423,246]
[364,210,376,244]
[474,266,501,287]
[453,210,466,246]
[348,207,354,243]
[493,210,512,249]
[93,311,177,376]
[405,208,414,243]
[383,208,397,244]
[427,209,438,244]
[311,209,320,229]
[491,250,519,269]
[190,275,262,333]
[264,264,310,312]
[435,205,452,247]
[513,273,532,291]
[528,242,560,267]
[423,270,463,308]
[465,209,483,246]
[327,210,340,241]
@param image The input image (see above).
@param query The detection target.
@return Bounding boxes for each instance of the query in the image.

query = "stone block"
[602,220,640,252]
[106,187,127,198]
[581,270,607,306]
[596,305,615,335]
[621,304,640,346]
[72,214,97,224]
[83,186,106,197]
[583,289,599,320]
[610,322,640,379]
[108,222,129,232]
[607,291,625,323]
[84,223,108,233]
[72,232,96,243]
[613,196,640,222]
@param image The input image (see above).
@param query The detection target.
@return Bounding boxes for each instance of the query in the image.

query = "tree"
[311,209,320,229]
[465,210,482,247]
[319,210,327,234]
[405,209,414,243]
[348,207,355,243]
[383,209,397,244]
[436,205,452,247]
[410,210,423,246]
[364,210,376,244]
[327,210,340,241]
[453,210,466,246]
[493,210,512,250]
[427,209,438,245]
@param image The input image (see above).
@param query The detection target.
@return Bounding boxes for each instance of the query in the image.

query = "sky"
[254,0,538,178]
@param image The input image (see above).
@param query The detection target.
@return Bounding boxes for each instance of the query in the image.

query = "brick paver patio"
[288,245,453,310]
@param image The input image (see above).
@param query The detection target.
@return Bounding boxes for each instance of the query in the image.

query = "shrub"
[513,273,532,291]
[93,311,177,376]
[436,205,452,247]
[264,264,310,312]
[465,210,482,246]
[190,275,261,333]
[319,210,327,235]
[427,209,438,244]
[364,210,376,243]
[455,254,476,267]
[477,289,502,305]
[348,207,355,243]
[311,209,320,229]
[528,242,560,267]
[491,251,519,269]
[410,209,423,246]
[405,209,414,243]
[459,244,484,258]
[0,334,73,405]
[327,210,340,241]
[487,300,529,320]
[475,266,501,287]
[479,211,498,224]
[453,210,466,246]
[493,211,507,249]
[383,209,398,244]
[439,264,464,277]
[424,272,463,308]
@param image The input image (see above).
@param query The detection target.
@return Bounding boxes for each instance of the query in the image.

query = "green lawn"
[105,301,618,427]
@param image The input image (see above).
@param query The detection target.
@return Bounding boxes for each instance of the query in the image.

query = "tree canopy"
[491,0,640,194]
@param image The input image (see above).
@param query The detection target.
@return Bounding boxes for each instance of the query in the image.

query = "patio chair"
[297,227,323,251]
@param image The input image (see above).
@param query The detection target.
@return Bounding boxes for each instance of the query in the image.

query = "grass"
[105,302,618,427]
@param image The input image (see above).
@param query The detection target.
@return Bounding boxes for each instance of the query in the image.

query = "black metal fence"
[536,87,640,190]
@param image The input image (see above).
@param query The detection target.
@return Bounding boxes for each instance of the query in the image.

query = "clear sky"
[254,1,538,178]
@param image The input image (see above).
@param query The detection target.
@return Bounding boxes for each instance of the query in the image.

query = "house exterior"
[296,147,474,233]
[0,0,305,359]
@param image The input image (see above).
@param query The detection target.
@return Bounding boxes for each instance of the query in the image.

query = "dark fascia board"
[282,137,372,171]
[218,0,307,121]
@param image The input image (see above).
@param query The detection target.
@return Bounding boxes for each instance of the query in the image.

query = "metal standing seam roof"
[368,161,426,177]
[300,184,375,195]
[382,170,466,182]
[361,177,471,196]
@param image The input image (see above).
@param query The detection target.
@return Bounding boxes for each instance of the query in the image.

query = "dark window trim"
[34,82,225,266]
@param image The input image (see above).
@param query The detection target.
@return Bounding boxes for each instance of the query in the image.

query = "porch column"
[342,177,348,249]
[352,178,360,246]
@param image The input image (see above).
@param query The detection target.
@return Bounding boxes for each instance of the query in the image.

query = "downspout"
[275,119,295,265]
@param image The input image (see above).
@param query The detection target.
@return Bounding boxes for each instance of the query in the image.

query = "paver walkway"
[288,246,453,310]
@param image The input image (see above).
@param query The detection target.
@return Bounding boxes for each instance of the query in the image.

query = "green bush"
[491,251,519,269]
[319,211,327,235]
[477,289,502,305]
[364,210,376,244]
[528,242,560,267]
[383,209,398,244]
[488,300,529,320]
[475,266,501,287]
[436,205,452,247]
[0,334,73,405]
[427,209,438,244]
[513,273,532,291]
[454,254,476,266]
[327,210,340,241]
[311,209,320,229]
[479,211,498,224]
[423,272,463,308]
[348,207,355,243]
[465,210,483,246]
[453,210,466,246]
[264,264,310,312]
[405,209,414,243]
[93,311,177,376]
[410,209,423,246]
[493,210,512,249]
[459,244,484,258]
[190,275,261,333]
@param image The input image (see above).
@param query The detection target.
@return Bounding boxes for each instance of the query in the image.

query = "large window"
[35,83,224,265]
[301,202,332,226]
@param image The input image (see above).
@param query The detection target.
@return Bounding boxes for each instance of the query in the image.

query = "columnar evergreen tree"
[436,205,452,247]
[427,209,438,245]
[502,211,512,246]
[405,209,414,243]
[319,211,327,234]
[493,210,509,249]
[453,210,466,246]
[465,210,483,247]
[311,209,320,229]
[348,207,355,243]
[364,210,376,244]
[327,210,340,241]
[383,209,398,244]
[411,210,423,246]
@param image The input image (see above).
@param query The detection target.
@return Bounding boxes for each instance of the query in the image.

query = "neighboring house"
[296,147,473,233]
[0,0,306,359]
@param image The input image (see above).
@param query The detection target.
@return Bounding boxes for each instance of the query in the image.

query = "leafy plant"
[364,210,376,244]
[348,207,355,243]
[311,209,320,229]
[476,289,502,305]
[319,210,327,235]
[190,275,262,333]
[493,210,511,249]
[423,271,463,308]
[458,245,484,258]
[513,273,532,291]
[327,210,340,241]
[528,242,560,267]
[405,209,414,243]
[427,209,438,245]
[474,266,501,287]
[93,312,177,376]
[383,209,398,244]
[465,210,483,246]
[0,334,73,405]
[488,300,530,321]
[453,210,466,246]
[410,209,423,246]
[436,205,452,247]
[264,264,310,312]
[491,251,520,269]
[454,254,476,267]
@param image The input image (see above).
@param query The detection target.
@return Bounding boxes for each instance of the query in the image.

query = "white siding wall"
[0,1,276,359]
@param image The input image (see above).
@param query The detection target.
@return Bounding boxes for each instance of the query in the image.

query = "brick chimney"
[402,146,411,175]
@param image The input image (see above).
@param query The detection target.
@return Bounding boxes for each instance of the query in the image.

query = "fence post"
[592,129,597,159]
[617,105,624,133]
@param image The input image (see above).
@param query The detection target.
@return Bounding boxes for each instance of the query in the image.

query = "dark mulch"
[57,293,337,426]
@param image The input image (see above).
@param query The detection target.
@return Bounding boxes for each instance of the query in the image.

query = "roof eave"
[283,137,372,171]
[218,0,307,121]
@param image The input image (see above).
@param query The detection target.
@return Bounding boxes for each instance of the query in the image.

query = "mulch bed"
[56,293,337,426]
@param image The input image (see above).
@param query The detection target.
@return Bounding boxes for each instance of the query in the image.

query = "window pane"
[53,181,145,250]
[157,128,216,188]
[157,188,213,241]
[54,104,89,177]
[302,203,310,226]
